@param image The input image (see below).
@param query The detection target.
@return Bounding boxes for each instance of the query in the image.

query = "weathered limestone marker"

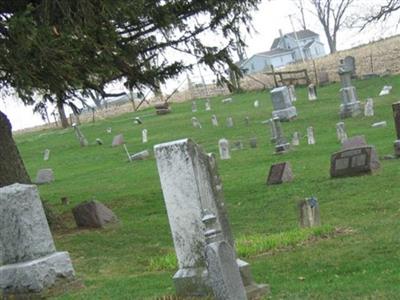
[43,149,50,161]
[226,117,234,128]
[291,132,300,146]
[270,86,297,121]
[392,102,400,156]
[298,197,321,228]
[0,184,75,296]
[266,162,293,185]
[154,139,268,298]
[307,126,316,145]
[338,59,361,118]
[308,84,317,101]
[205,99,211,111]
[364,98,374,117]
[218,138,231,160]
[336,122,348,143]
[192,101,198,112]
[35,168,54,184]
[203,213,247,300]
[142,129,148,143]
[72,123,89,147]
[344,55,356,78]
[211,115,219,127]
[192,117,202,128]
[288,85,297,102]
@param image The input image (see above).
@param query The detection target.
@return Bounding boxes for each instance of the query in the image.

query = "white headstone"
[372,121,387,128]
[142,129,148,143]
[43,149,50,161]
[364,98,374,117]
[307,126,315,145]
[336,122,348,143]
[222,97,232,103]
[219,138,231,160]
[254,100,259,108]
[379,85,392,96]
[288,85,297,102]
[226,117,234,128]
[205,99,211,111]
[308,84,317,101]
[211,115,219,127]
[0,184,75,294]
[292,132,300,146]
[192,117,202,128]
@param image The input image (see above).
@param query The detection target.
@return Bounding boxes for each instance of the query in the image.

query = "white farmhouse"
[238,29,326,74]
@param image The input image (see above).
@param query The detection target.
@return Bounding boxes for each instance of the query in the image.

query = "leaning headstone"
[112,134,124,147]
[72,200,119,228]
[249,138,257,148]
[72,123,89,147]
[218,138,231,160]
[271,117,290,153]
[330,146,380,178]
[35,168,54,184]
[192,101,198,113]
[263,119,277,144]
[379,85,392,96]
[344,55,356,78]
[142,129,148,143]
[270,86,297,121]
[222,97,233,103]
[191,117,202,128]
[123,144,132,162]
[0,184,75,296]
[291,132,300,146]
[254,100,259,108]
[266,162,293,185]
[336,122,348,143]
[43,149,50,161]
[338,59,361,118]
[364,98,374,117]
[392,102,400,157]
[130,149,150,161]
[154,139,268,298]
[205,99,211,111]
[308,84,317,101]
[307,126,316,145]
[288,85,297,102]
[226,117,234,128]
[211,115,219,127]
[298,196,321,228]
[203,213,247,300]
[96,138,103,145]
[372,121,387,128]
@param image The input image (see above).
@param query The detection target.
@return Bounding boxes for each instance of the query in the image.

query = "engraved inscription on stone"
[351,154,366,167]
[335,158,349,170]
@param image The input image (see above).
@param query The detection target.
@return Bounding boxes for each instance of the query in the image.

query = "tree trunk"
[0,111,31,187]
[56,98,69,128]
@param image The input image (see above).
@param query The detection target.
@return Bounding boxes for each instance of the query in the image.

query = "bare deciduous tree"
[361,0,400,29]
[310,0,356,53]
[292,0,308,30]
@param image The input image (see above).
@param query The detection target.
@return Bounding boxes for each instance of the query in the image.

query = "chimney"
[278,29,285,49]
[279,29,284,39]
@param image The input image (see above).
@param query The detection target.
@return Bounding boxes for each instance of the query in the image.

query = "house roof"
[258,48,293,57]
[271,29,319,49]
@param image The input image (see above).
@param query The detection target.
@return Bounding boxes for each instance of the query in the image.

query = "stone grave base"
[0,252,75,295]
[272,106,297,121]
[339,101,361,118]
[275,142,290,154]
[394,140,400,157]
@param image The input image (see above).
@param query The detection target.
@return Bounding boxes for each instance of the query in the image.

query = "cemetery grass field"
[15,75,400,299]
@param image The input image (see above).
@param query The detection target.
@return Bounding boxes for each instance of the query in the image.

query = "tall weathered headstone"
[142,129,148,143]
[308,84,317,101]
[364,98,374,117]
[338,59,361,118]
[0,184,75,295]
[43,149,50,161]
[298,197,321,228]
[154,139,268,298]
[271,117,290,153]
[336,122,348,143]
[291,132,300,146]
[344,55,356,78]
[392,102,400,157]
[205,99,211,111]
[211,115,219,127]
[307,126,315,145]
[270,86,297,121]
[218,139,231,160]
[288,85,297,102]
[72,123,89,147]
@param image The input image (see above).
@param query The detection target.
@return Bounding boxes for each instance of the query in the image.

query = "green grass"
[14,75,400,299]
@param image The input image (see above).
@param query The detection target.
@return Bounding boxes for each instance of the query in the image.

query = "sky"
[1,0,399,131]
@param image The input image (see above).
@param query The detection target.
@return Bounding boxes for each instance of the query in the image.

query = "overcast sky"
[1,0,399,130]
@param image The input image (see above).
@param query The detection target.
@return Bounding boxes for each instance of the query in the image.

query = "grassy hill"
[15,75,400,299]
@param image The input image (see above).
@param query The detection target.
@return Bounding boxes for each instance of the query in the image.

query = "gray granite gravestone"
[154,139,268,298]
[266,162,293,185]
[344,55,356,78]
[203,213,247,300]
[298,197,321,228]
[338,59,361,118]
[0,184,75,295]
[112,134,125,147]
[35,168,54,184]
[270,86,297,121]
[72,200,118,228]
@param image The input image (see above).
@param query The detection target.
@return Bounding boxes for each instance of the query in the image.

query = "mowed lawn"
[15,75,400,299]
